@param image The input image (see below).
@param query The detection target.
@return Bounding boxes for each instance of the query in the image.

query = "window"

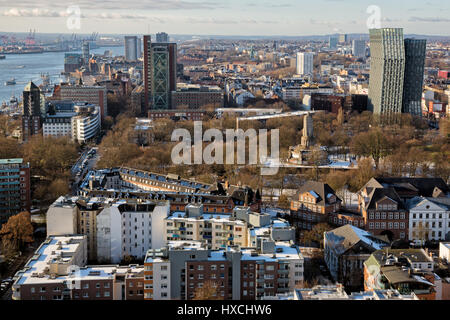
[211,265,217,270]
[104,291,110,297]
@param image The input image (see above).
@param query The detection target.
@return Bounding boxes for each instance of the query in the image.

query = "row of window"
[369,222,405,229]
[369,212,405,220]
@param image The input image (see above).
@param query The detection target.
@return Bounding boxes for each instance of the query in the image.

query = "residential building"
[96,200,170,263]
[364,249,438,300]
[265,284,418,300]
[358,184,408,241]
[0,158,31,224]
[11,235,145,300]
[290,181,342,231]
[311,93,345,114]
[21,81,43,141]
[296,52,314,76]
[144,240,303,300]
[324,225,389,291]
[440,242,450,263]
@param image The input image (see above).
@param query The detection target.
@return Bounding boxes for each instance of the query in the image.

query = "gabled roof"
[325,225,388,255]
[365,187,405,210]
[372,177,449,197]
[297,181,341,206]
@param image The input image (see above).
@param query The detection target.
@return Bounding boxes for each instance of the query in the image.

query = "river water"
[0,46,125,104]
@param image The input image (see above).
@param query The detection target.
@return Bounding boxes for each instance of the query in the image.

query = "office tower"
[58,84,107,120]
[156,32,169,43]
[21,81,42,141]
[143,35,177,110]
[296,52,314,75]
[402,39,426,116]
[329,36,338,49]
[82,41,90,66]
[0,159,31,225]
[368,28,426,119]
[368,28,405,117]
[352,40,366,58]
[137,37,142,59]
[124,36,138,61]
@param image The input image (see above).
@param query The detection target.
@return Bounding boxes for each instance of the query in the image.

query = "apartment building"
[12,235,145,300]
[0,158,31,224]
[364,249,438,300]
[165,205,248,249]
[96,200,170,263]
[290,181,342,232]
[171,83,224,109]
[324,225,389,291]
[144,239,303,300]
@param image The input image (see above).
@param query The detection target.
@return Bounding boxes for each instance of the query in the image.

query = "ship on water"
[0,55,5,60]
[5,78,16,85]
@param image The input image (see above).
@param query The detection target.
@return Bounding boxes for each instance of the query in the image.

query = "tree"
[351,128,392,168]
[302,223,333,248]
[0,211,34,252]
[192,281,224,300]
[0,137,22,159]
[278,194,290,209]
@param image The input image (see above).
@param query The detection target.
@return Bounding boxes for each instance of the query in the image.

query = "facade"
[368,28,405,117]
[358,185,408,241]
[96,201,170,264]
[368,28,426,119]
[324,225,389,291]
[290,181,342,232]
[143,35,177,110]
[329,36,338,49]
[144,240,303,300]
[407,197,450,244]
[165,206,248,250]
[352,40,366,58]
[57,84,107,120]
[64,53,82,73]
[124,36,138,61]
[82,41,90,66]
[21,81,43,141]
[311,93,345,114]
[171,84,224,109]
[402,39,427,116]
[0,159,31,224]
[296,52,314,76]
[43,102,101,143]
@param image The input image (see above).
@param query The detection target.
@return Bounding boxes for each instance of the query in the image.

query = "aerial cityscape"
[0,0,449,309]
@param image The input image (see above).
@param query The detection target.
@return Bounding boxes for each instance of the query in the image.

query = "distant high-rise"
[352,40,366,58]
[82,41,90,66]
[22,82,42,141]
[329,36,338,49]
[296,52,314,75]
[124,36,138,61]
[339,34,348,44]
[143,35,177,111]
[402,39,427,116]
[368,28,426,119]
[368,28,405,116]
[156,32,169,43]
[137,37,142,59]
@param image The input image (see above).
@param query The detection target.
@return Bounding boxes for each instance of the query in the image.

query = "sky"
[0,0,449,36]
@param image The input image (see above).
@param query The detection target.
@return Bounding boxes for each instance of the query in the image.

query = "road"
[71,147,99,194]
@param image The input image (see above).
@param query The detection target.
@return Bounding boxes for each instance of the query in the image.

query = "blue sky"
[0,0,449,35]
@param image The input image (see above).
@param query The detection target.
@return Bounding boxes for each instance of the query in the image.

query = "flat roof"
[0,158,23,165]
